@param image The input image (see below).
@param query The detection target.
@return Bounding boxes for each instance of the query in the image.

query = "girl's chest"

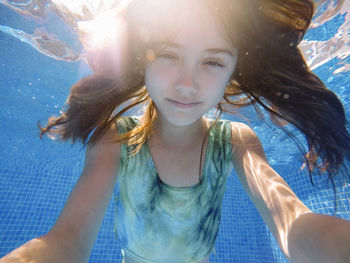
[150,143,207,188]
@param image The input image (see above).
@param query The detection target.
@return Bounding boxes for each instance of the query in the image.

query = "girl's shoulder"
[228,121,261,146]
[229,121,255,134]
[204,118,258,146]
[115,115,141,133]
[87,122,121,156]
[207,118,252,132]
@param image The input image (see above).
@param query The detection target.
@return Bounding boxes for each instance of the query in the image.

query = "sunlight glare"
[78,14,120,50]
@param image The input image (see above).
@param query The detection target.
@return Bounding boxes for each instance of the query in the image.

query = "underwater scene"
[0,0,349,262]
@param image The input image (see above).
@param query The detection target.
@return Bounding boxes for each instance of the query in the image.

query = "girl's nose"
[174,65,198,96]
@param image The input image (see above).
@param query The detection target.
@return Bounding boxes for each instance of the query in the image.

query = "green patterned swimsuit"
[114,117,233,263]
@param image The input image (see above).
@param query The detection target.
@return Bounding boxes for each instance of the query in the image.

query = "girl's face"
[144,3,237,127]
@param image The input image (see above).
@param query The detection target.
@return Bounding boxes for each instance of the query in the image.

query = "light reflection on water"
[300,0,350,73]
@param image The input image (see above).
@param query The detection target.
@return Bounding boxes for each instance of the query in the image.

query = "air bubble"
[283,93,290,99]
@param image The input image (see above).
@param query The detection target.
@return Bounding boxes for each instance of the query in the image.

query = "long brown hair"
[39,0,350,180]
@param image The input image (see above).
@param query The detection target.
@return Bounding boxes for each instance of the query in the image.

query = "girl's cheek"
[199,72,228,90]
[152,64,179,82]
[145,67,175,91]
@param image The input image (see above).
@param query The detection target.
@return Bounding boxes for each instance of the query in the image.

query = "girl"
[2,0,350,262]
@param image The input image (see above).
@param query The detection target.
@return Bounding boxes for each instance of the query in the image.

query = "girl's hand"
[1,124,121,263]
[0,231,72,263]
[230,122,350,263]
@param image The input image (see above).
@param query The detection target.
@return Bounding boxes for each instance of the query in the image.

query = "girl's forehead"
[129,0,234,49]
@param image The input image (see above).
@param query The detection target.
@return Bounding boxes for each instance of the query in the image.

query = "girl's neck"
[150,115,209,147]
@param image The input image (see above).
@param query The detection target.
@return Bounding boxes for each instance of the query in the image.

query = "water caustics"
[300,0,350,74]
[0,0,124,62]
[0,24,79,61]
[0,0,349,72]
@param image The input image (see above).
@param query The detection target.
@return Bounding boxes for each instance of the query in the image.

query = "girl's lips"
[166,99,201,109]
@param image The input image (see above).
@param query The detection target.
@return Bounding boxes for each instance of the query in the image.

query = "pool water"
[0,1,349,262]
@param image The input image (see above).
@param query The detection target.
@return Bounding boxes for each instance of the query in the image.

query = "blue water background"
[0,1,349,262]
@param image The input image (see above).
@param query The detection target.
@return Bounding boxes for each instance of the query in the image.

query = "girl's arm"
[230,122,350,263]
[1,124,121,263]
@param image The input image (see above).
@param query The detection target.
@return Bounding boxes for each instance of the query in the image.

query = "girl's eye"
[205,61,224,68]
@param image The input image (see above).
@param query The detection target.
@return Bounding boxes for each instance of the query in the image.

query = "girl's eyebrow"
[204,48,235,58]
[152,41,235,58]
